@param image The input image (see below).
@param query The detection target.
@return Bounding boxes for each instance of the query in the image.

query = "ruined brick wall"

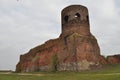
[16,5,105,72]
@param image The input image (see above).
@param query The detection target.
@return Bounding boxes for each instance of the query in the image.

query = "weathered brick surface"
[16,5,106,72]
[107,55,120,64]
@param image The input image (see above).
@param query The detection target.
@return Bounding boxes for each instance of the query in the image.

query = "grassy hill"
[0,64,120,80]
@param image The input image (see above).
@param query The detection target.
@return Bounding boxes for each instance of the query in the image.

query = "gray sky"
[0,0,120,71]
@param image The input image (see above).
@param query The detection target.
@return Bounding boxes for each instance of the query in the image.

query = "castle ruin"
[16,5,107,72]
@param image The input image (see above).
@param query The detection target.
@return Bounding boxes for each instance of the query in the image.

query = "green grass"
[0,64,120,80]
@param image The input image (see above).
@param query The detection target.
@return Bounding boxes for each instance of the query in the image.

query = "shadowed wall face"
[61,5,91,37]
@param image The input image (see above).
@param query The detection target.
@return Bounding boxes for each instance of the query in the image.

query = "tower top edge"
[62,5,88,13]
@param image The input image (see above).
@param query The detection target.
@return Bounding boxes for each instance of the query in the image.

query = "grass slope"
[0,64,120,80]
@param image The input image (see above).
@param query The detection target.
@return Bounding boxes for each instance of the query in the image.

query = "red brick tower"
[60,5,91,38]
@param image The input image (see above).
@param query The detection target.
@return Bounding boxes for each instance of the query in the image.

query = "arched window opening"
[86,15,89,21]
[75,13,80,18]
[64,15,69,22]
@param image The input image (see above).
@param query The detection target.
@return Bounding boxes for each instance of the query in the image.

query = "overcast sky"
[0,0,120,71]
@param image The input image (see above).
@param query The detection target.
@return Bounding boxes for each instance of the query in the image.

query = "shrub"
[50,54,59,72]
